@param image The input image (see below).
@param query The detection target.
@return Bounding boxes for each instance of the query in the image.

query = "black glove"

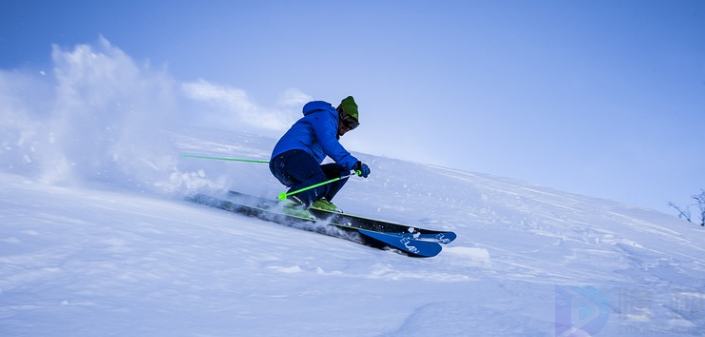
[354,161,371,178]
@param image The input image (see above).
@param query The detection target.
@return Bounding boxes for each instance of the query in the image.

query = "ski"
[227,190,457,244]
[187,193,442,258]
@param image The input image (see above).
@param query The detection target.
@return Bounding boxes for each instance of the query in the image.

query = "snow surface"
[2,40,705,336]
[2,126,705,336]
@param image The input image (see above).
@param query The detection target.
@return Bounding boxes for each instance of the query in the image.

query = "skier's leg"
[320,163,348,202]
[274,150,329,208]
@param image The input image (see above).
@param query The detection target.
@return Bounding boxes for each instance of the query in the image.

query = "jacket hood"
[302,101,335,116]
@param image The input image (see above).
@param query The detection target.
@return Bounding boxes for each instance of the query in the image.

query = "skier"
[270,96,371,215]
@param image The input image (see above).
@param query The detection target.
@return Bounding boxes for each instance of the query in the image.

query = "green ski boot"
[282,196,314,219]
[311,198,342,212]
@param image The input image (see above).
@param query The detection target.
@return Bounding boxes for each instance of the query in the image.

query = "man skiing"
[269,96,371,215]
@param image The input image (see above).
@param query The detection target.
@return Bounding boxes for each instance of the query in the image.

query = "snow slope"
[2,127,705,337]
[2,40,705,336]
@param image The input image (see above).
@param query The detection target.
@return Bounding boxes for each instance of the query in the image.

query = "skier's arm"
[311,113,358,171]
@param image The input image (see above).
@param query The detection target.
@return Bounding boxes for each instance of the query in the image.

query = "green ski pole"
[182,154,269,164]
[278,170,362,201]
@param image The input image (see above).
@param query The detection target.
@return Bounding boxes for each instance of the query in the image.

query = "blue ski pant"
[269,149,349,208]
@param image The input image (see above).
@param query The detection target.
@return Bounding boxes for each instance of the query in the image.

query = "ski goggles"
[340,114,359,130]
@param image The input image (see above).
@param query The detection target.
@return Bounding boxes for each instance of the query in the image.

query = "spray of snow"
[0,37,307,195]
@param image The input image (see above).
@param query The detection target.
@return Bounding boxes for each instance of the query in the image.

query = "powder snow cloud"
[0,37,308,192]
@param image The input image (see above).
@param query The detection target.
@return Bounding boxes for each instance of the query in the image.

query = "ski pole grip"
[355,170,362,176]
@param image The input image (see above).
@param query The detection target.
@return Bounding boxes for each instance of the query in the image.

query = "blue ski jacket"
[271,101,358,171]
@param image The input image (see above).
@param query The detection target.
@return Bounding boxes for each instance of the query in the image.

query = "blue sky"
[1,0,704,214]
